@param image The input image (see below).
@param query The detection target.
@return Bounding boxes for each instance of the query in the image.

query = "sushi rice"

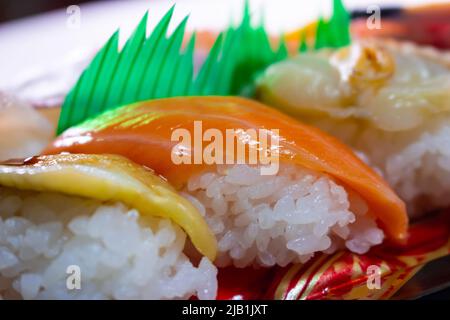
[184,163,384,268]
[0,188,217,300]
[316,118,450,217]
[0,162,383,299]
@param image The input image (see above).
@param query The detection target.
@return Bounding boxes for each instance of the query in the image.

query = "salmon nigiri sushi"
[45,96,407,268]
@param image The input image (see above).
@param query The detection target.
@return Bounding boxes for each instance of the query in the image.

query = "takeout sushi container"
[216,210,450,300]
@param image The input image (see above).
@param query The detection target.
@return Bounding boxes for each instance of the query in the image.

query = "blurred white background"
[0,0,448,94]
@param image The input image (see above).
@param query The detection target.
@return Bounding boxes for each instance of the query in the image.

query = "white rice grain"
[184,163,384,268]
[317,118,450,217]
[0,188,217,300]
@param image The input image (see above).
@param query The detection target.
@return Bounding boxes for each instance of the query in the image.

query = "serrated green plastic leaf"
[303,0,351,52]
[58,0,348,134]
[314,18,329,50]
[299,32,308,53]
[330,0,351,47]
[169,34,196,97]
[57,3,287,133]
[127,7,176,102]
[105,11,148,107]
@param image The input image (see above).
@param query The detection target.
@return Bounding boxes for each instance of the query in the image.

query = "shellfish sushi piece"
[257,40,450,217]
